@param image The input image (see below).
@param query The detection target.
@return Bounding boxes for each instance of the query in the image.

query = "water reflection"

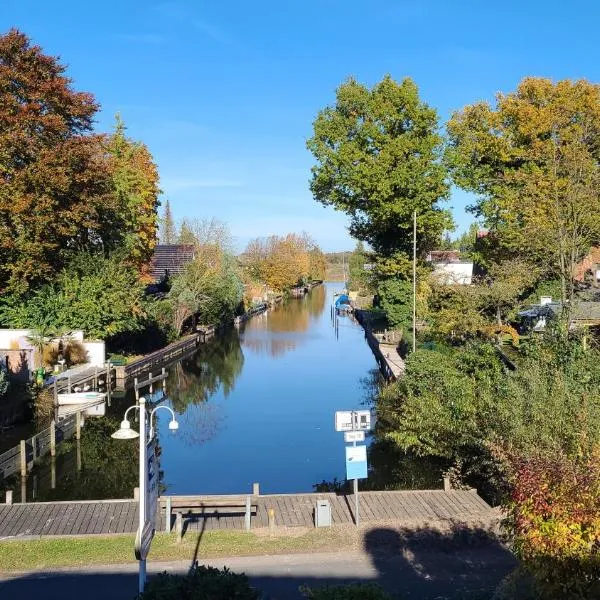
[240,285,327,358]
[168,330,244,413]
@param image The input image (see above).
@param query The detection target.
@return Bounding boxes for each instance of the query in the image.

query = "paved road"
[0,546,515,599]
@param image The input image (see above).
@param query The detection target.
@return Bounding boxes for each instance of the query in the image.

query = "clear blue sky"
[3,1,598,252]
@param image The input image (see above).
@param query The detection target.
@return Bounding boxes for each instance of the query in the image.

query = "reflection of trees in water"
[168,330,244,414]
[178,401,225,447]
[306,284,326,317]
[242,337,297,358]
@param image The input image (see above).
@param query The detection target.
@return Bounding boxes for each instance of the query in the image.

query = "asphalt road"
[0,546,516,600]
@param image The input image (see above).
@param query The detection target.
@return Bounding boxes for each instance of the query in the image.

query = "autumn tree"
[447,77,600,310]
[308,75,451,261]
[0,29,119,292]
[103,115,160,272]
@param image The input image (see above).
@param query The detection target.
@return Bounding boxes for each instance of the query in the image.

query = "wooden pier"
[0,489,496,539]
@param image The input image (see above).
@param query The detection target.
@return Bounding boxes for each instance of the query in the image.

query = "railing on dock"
[0,411,81,482]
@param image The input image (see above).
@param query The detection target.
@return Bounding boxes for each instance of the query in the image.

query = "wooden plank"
[0,504,15,531]
[73,503,94,535]
[434,491,462,518]
[5,505,27,536]
[282,496,300,527]
[370,492,395,520]
[359,493,379,522]
[61,502,83,535]
[412,492,441,520]
[114,501,129,533]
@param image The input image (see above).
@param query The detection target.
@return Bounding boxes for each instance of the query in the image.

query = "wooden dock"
[0,490,495,539]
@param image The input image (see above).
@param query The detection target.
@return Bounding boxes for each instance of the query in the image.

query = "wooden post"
[20,440,26,477]
[50,420,56,457]
[245,496,251,531]
[134,377,139,401]
[76,438,82,472]
[51,456,56,489]
[76,411,81,440]
[94,366,98,389]
[443,475,452,492]
[252,482,260,496]
[67,374,71,392]
[165,496,172,533]
[20,476,26,503]
[5,490,12,505]
[31,434,37,461]
[268,508,275,534]
[134,487,140,500]
[176,512,183,543]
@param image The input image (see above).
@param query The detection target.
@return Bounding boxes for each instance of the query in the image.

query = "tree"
[160,199,176,245]
[307,75,451,259]
[446,77,600,310]
[0,29,118,293]
[0,253,146,340]
[104,115,160,272]
[348,241,369,292]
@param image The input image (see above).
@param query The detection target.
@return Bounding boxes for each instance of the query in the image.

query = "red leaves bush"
[505,451,600,598]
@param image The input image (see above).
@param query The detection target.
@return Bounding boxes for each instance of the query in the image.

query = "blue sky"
[3,1,598,252]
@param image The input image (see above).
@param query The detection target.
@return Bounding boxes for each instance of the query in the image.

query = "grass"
[0,527,358,572]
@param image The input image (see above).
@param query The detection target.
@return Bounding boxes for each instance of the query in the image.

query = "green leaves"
[308,75,451,257]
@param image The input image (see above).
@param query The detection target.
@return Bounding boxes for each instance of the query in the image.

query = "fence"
[0,412,80,482]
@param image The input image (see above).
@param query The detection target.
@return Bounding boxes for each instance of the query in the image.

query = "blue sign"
[345,445,368,480]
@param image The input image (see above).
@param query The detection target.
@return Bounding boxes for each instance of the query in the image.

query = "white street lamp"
[111,397,179,594]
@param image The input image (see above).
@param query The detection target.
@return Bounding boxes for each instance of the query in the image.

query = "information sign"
[344,430,365,443]
[345,445,368,480]
[335,410,372,432]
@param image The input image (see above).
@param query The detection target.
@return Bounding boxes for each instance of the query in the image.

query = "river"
[7,282,449,502]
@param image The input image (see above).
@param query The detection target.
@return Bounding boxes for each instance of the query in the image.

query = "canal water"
[158,282,377,495]
[10,282,394,501]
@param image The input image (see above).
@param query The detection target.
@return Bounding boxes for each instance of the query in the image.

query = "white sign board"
[335,411,354,432]
[335,410,372,432]
[344,430,365,443]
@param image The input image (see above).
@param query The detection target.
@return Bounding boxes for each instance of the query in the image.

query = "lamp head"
[111,419,140,440]
[168,419,179,432]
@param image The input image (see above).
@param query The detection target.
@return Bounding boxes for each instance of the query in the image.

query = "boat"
[335,293,353,314]
[56,391,106,405]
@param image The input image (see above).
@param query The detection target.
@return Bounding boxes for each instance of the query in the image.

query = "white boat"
[57,401,106,418]
[57,391,106,405]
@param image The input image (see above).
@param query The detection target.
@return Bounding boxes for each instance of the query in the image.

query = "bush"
[137,563,261,600]
[504,451,600,599]
[43,340,88,368]
[300,583,393,600]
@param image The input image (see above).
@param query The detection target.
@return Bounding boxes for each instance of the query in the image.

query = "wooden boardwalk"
[0,490,495,539]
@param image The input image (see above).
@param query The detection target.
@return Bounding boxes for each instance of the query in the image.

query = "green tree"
[308,75,451,258]
[1,253,145,340]
[348,241,370,292]
[160,199,176,245]
[104,115,160,272]
[447,77,600,310]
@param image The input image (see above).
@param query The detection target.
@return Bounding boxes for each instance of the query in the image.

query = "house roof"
[519,301,600,325]
[149,245,195,281]
[427,250,461,263]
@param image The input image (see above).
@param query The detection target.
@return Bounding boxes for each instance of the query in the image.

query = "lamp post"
[112,396,179,594]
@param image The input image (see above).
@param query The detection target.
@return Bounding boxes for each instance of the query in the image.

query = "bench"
[161,495,258,541]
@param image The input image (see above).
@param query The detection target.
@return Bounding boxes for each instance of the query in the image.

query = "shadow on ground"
[0,523,517,600]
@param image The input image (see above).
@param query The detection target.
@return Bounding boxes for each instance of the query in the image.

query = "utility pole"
[412,210,417,353]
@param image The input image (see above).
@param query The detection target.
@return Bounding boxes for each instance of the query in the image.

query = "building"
[149,245,195,282]
[426,250,474,285]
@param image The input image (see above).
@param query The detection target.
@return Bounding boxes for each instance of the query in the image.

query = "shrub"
[504,451,600,599]
[300,583,393,599]
[43,340,88,367]
[137,563,261,600]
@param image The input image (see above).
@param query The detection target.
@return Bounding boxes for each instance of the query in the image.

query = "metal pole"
[138,397,147,594]
[412,210,417,353]
[354,478,359,526]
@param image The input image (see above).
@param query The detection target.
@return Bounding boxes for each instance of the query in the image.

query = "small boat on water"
[335,294,353,314]
[57,391,106,405]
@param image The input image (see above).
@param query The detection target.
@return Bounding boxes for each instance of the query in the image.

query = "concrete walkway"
[0,545,517,600]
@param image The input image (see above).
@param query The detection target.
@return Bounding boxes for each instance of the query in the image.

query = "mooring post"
[20,440,26,477]
[165,496,172,533]
[443,475,452,492]
[94,366,98,389]
[134,487,140,500]
[252,482,260,496]
[268,508,275,534]
[51,456,56,489]
[5,490,12,505]
[50,419,56,457]
[76,411,81,440]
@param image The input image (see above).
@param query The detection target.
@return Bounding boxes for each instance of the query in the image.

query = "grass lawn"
[0,527,358,572]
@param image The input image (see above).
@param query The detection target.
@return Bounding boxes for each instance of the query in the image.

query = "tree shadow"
[0,522,517,599]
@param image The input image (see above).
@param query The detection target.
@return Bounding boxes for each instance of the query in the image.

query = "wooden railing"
[0,412,80,481]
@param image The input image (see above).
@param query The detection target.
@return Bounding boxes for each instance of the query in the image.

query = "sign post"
[134,397,158,594]
[335,410,371,527]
